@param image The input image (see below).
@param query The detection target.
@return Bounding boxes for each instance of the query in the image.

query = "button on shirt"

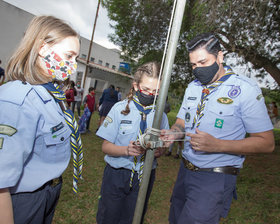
[96,100,169,171]
[177,71,273,168]
[0,81,71,193]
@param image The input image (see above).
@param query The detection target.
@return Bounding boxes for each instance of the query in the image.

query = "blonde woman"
[0,15,82,224]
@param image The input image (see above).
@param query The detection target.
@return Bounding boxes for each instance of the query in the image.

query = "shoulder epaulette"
[0,80,33,105]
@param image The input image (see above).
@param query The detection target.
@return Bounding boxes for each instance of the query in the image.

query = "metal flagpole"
[81,0,101,89]
[132,0,187,223]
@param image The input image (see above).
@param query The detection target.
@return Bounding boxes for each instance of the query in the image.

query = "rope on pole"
[132,0,187,223]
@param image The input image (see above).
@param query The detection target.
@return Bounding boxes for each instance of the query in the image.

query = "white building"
[0,0,132,101]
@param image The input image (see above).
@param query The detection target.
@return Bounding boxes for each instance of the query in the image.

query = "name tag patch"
[0,125,17,136]
[187,97,197,100]
[121,120,132,124]
[51,122,64,134]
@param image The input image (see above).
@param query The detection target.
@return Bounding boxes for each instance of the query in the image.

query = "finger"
[186,132,195,137]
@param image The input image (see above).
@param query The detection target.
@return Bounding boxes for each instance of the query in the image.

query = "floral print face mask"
[42,51,77,81]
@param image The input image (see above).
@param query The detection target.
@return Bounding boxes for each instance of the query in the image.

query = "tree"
[103,0,280,88]
[189,0,280,85]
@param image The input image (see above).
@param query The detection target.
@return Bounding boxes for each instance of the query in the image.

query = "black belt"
[182,158,239,175]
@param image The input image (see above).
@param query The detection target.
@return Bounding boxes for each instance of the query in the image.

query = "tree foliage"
[189,0,280,86]
[103,0,280,91]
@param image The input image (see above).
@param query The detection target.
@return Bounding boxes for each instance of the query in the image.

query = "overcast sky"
[3,0,276,87]
[3,0,117,49]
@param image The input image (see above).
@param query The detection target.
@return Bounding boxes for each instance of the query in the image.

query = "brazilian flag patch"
[215,118,224,129]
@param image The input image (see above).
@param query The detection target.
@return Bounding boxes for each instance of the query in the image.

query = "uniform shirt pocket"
[207,105,237,132]
[116,124,137,146]
[183,103,198,129]
[42,127,72,162]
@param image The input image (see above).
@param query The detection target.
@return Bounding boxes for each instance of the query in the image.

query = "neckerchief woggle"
[192,66,235,129]
[42,82,83,193]
[129,95,153,187]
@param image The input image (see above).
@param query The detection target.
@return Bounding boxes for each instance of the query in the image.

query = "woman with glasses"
[96,61,169,224]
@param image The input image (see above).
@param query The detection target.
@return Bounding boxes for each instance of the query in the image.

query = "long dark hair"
[121,61,160,115]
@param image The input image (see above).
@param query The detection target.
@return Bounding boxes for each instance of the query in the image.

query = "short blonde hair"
[6,15,79,85]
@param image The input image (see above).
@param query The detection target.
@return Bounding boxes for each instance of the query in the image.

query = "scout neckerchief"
[130,95,153,187]
[42,82,83,193]
[192,66,234,129]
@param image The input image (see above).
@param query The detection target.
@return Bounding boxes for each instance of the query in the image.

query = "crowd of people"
[0,15,277,224]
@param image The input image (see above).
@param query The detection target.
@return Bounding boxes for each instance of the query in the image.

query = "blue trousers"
[97,164,155,224]
[11,179,62,224]
[169,162,237,224]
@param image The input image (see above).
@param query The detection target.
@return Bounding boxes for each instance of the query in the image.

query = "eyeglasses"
[138,85,158,96]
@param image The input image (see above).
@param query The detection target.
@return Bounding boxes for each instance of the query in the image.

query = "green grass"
[53,112,280,224]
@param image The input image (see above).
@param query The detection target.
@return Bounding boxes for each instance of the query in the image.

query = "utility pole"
[82,0,101,89]
[132,0,187,223]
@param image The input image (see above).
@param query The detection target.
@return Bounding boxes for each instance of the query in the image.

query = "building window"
[81,54,86,59]
[77,71,83,79]
[98,60,103,65]
[90,57,95,62]
[112,65,116,70]
[105,62,110,67]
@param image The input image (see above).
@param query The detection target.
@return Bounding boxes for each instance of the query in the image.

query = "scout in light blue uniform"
[96,99,169,224]
[0,15,81,224]
[177,66,273,168]
[166,33,274,224]
[0,81,71,221]
[96,61,169,224]
[97,100,169,170]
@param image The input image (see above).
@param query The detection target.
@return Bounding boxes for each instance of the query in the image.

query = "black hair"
[187,32,221,56]
[70,80,75,88]
[88,87,94,92]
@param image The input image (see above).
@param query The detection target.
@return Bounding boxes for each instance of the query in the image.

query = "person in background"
[0,15,83,224]
[161,32,274,224]
[97,84,118,129]
[96,62,169,224]
[83,87,96,132]
[65,80,76,108]
[116,86,122,101]
[72,80,83,118]
[0,59,5,85]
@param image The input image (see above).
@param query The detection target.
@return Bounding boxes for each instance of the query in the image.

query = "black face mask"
[193,61,219,85]
[136,90,155,106]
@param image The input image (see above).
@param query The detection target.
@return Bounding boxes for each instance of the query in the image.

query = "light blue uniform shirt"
[177,70,273,168]
[0,80,71,193]
[96,99,169,171]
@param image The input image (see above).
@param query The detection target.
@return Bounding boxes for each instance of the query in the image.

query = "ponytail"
[121,87,134,115]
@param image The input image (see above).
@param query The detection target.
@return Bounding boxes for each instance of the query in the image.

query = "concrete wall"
[0,0,132,100]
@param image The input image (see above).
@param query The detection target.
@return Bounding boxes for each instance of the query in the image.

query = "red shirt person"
[83,87,95,131]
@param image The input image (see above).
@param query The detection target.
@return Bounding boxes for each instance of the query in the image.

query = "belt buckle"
[186,161,195,171]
